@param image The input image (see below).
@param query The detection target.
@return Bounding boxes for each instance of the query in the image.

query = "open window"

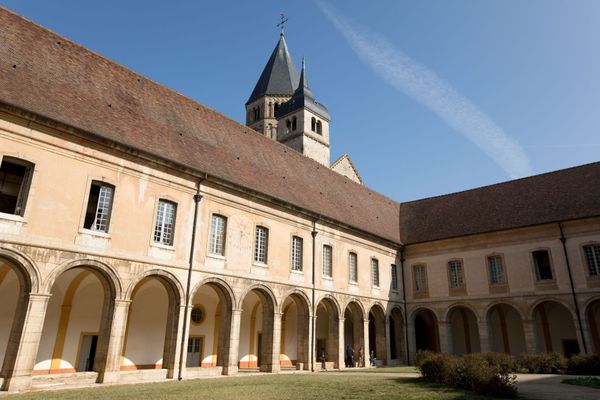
[0,157,34,216]
[83,181,115,232]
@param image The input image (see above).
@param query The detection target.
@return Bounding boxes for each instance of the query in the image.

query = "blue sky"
[3,0,600,201]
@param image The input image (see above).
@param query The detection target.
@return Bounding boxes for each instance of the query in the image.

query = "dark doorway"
[77,335,98,372]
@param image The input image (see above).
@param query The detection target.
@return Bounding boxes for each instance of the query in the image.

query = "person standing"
[357,346,363,367]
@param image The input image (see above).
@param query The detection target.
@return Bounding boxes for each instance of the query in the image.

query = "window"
[371,258,379,287]
[391,264,398,290]
[316,120,322,134]
[349,252,358,283]
[413,264,427,292]
[83,181,114,232]
[532,250,553,281]
[448,260,465,289]
[286,119,292,133]
[274,102,280,115]
[487,255,506,285]
[0,157,33,216]
[323,245,332,277]
[311,117,316,132]
[291,236,303,271]
[254,226,269,264]
[292,116,297,131]
[584,244,600,277]
[154,200,176,245]
[209,214,227,255]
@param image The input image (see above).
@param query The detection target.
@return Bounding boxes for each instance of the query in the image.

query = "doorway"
[186,336,204,367]
[77,334,98,372]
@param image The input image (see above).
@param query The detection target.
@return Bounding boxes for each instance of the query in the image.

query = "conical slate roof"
[276,58,330,119]
[247,34,299,104]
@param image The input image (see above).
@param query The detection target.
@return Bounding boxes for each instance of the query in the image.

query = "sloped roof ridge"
[402,161,600,205]
[331,154,364,184]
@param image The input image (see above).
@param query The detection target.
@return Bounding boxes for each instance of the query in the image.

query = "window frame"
[371,257,380,288]
[412,264,428,295]
[0,155,35,218]
[447,258,466,292]
[390,264,398,291]
[486,254,507,286]
[82,180,115,233]
[348,251,358,284]
[582,243,600,279]
[253,225,269,265]
[531,249,554,282]
[291,235,304,272]
[208,213,228,256]
[153,198,177,246]
[322,244,333,278]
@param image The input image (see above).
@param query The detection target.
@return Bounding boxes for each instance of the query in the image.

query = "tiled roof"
[400,162,600,244]
[0,7,401,244]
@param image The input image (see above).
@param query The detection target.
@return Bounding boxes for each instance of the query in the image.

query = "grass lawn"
[562,377,600,390]
[339,366,419,373]
[6,374,500,400]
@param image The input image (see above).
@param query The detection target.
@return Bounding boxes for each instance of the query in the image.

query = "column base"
[1,375,32,393]
[222,366,238,376]
[98,370,121,384]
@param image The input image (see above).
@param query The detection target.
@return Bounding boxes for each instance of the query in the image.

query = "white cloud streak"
[318,3,533,179]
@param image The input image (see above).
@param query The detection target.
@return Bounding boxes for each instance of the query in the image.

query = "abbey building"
[0,7,599,393]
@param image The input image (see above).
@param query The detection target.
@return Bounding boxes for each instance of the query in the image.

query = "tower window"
[154,200,177,246]
[371,258,379,287]
[292,116,297,131]
[532,250,553,281]
[254,226,269,264]
[0,157,34,216]
[291,236,303,271]
[316,120,322,135]
[83,181,114,232]
[323,245,332,278]
[209,214,227,256]
[311,117,316,132]
[584,244,600,277]
[274,102,280,115]
[349,252,358,283]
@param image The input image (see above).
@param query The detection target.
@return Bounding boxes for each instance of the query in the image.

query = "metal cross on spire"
[277,13,288,36]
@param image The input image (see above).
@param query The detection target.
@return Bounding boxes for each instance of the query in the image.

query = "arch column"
[407,318,416,364]
[167,304,186,379]
[97,299,130,383]
[337,317,345,369]
[522,319,537,353]
[478,320,491,353]
[265,311,282,373]
[224,309,242,375]
[363,319,370,367]
[385,317,391,364]
[438,321,450,353]
[2,293,50,392]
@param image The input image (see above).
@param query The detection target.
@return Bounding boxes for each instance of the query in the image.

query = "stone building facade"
[0,7,599,393]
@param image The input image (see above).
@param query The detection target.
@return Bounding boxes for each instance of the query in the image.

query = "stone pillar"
[406,319,416,365]
[438,321,450,354]
[337,317,345,369]
[97,299,130,384]
[478,320,491,353]
[267,312,282,373]
[522,319,537,353]
[170,305,188,380]
[363,319,370,367]
[305,313,313,371]
[1,293,50,392]
[223,309,242,375]
[384,317,391,365]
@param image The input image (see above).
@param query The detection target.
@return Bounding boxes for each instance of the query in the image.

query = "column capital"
[28,292,52,300]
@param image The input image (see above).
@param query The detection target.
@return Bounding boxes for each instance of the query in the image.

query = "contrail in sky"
[318,3,534,179]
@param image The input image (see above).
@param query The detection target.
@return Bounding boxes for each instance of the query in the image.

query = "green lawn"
[7,374,501,400]
[562,377,600,390]
[339,366,419,373]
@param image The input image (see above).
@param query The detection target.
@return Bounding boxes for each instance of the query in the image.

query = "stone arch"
[191,277,235,310]
[531,299,580,357]
[45,259,122,299]
[486,302,526,356]
[343,298,366,318]
[315,296,340,368]
[368,303,387,364]
[238,285,278,372]
[280,290,311,369]
[411,307,440,352]
[316,294,341,317]
[584,296,600,354]
[122,269,183,378]
[482,300,527,323]
[528,297,576,321]
[0,247,40,293]
[443,302,482,323]
[237,284,277,311]
[446,305,481,355]
[388,306,405,363]
[343,300,365,367]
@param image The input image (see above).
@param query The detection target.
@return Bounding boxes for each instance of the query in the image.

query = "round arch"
[342,298,366,319]
[443,302,482,323]
[0,246,41,293]
[482,300,527,323]
[125,269,183,303]
[316,294,341,318]
[191,277,235,309]
[528,297,576,321]
[45,259,122,299]
[279,288,311,315]
[237,284,277,311]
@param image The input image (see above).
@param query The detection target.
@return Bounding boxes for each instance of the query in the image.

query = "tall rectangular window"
[0,157,33,216]
[154,200,176,246]
[487,255,506,285]
[254,226,269,264]
[83,181,114,232]
[291,236,303,271]
[413,264,427,292]
[371,258,379,287]
[323,245,333,277]
[390,264,398,290]
[349,252,358,283]
[532,250,553,281]
[584,244,600,277]
[209,214,227,255]
[448,260,465,289]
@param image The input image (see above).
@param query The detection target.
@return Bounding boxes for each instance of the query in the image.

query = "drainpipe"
[399,246,410,365]
[558,223,588,353]
[310,219,318,372]
[178,180,203,380]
